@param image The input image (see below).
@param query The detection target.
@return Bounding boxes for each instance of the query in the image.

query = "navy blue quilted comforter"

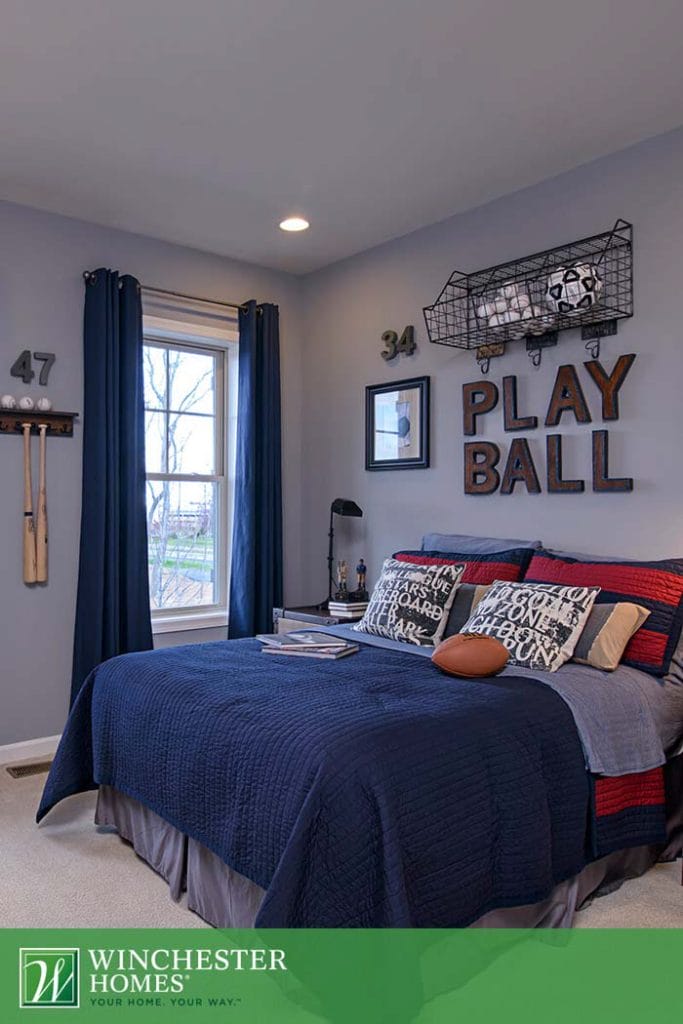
[37,640,647,926]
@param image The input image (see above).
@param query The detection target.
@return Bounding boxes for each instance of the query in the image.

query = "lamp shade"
[330,498,363,517]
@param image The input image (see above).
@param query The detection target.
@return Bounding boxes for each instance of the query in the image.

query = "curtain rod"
[82,272,251,313]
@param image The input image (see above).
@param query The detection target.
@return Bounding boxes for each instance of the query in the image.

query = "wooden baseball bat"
[36,423,48,583]
[22,423,37,584]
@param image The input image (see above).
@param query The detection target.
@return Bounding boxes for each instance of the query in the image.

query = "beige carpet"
[1,755,681,929]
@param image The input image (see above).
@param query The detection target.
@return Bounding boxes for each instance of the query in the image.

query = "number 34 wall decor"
[381,326,416,361]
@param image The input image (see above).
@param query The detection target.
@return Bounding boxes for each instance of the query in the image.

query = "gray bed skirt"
[95,760,683,928]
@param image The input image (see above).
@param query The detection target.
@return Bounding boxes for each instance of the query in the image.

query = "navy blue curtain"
[228,301,283,638]
[70,269,153,705]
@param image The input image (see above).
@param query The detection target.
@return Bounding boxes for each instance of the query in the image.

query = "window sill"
[152,611,228,635]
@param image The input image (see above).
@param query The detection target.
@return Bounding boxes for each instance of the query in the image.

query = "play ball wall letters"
[462,354,636,495]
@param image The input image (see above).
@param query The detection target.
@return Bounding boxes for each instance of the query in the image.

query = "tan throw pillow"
[572,602,651,671]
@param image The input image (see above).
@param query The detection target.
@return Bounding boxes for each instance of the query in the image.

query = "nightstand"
[273,604,365,634]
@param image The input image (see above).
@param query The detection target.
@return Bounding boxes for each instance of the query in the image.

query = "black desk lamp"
[323,498,363,608]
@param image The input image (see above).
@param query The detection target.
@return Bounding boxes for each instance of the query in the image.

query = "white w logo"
[19,948,79,1008]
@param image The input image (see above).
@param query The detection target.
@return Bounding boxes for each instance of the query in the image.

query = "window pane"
[147,480,218,610]
[169,349,217,415]
[145,411,166,473]
[143,345,167,409]
[168,413,216,475]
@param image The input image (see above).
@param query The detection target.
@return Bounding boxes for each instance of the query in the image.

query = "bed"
[38,625,683,927]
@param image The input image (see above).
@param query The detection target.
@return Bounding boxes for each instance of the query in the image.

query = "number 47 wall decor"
[11,350,56,386]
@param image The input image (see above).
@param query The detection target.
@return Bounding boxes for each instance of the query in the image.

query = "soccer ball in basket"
[545,263,603,315]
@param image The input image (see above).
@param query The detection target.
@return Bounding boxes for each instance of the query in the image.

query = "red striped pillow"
[525,551,683,676]
[393,548,533,585]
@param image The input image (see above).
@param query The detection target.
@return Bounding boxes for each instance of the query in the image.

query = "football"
[432,633,509,678]
[545,262,603,316]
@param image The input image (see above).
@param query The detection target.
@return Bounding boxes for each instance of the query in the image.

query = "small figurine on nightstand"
[335,559,349,600]
[351,558,369,602]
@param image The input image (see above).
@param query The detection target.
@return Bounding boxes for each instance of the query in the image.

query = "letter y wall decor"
[462,355,636,495]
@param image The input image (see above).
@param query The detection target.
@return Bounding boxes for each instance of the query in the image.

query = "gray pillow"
[421,533,542,555]
[443,583,491,639]
[542,546,630,562]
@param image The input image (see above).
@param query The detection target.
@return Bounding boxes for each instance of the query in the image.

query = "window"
[142,320,237,631]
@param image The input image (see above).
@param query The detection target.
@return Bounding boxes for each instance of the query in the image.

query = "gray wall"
[299,128,683,598]
[0,201,307,745]
[4,126,683,745]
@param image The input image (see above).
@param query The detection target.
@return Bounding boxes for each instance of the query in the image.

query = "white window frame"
[143,314,238,634]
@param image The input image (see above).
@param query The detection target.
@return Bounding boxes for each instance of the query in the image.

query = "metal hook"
[528,347,542,369]
[584,338,600,359]
[478,357,491,375]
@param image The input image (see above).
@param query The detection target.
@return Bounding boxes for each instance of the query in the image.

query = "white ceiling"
[2,1,683,275]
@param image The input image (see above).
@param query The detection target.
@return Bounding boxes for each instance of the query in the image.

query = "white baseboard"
[0,734,61,765]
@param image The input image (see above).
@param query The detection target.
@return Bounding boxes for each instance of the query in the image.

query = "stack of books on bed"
[327,600,369,619]
[256,631,359,659]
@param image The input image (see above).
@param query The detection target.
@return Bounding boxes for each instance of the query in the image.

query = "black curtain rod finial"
[83,270,136,292]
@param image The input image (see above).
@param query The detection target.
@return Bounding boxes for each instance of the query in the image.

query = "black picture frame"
[365,376,430,471]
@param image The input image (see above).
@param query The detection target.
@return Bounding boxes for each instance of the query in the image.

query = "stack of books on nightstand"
[327,600,368,619]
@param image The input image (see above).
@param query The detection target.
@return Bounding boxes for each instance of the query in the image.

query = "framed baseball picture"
[365,376,430,471]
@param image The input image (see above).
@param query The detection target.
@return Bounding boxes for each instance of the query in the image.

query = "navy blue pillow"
[393,548,535,585]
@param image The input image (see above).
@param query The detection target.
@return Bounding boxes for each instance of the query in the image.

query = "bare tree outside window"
[143,341,226,614]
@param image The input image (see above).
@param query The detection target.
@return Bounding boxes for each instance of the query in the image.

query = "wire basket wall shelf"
[423,219,633,371]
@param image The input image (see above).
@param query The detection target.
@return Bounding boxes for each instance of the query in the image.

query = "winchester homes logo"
[19,948,80,1008]
[18,945,287,1009]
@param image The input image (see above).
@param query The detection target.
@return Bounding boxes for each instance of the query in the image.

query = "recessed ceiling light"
[279,216,310,232]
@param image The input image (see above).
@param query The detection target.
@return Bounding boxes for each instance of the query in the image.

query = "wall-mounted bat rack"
[0,410,78,437]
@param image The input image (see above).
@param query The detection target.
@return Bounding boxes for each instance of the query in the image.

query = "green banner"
[1,928,680,1023]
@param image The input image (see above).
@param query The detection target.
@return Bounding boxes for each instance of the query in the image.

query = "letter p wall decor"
[462,356,636,496]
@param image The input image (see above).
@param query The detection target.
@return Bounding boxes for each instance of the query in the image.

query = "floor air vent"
[5,760,53,779]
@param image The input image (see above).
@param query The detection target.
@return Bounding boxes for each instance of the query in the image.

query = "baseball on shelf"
[488,313,506,327]
[484,281,535,332]
[36,397,53,412]
[0,394,17,409]
[509,293,530,313]
[18,396,35,410]
[527,306,550,334]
